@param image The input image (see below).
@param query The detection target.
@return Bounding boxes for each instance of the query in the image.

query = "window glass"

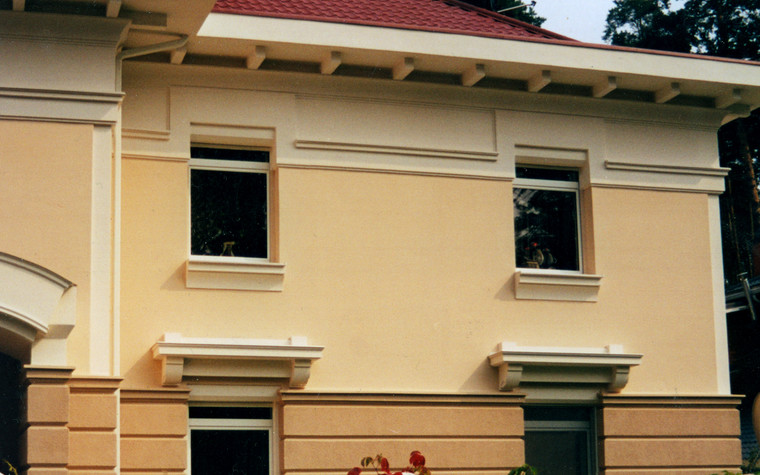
[190,147,269,259]
[524,407,595,475]
[514,167,580,271]
[189,406,272,475]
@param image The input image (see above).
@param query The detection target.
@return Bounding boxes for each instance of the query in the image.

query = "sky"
[533,0,686,44]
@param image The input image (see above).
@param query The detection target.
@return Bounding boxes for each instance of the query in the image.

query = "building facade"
[1,0,759,473]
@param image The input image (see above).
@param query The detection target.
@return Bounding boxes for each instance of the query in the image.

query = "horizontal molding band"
[0,87,124,104]
[605,160,729,177]
[121,153,188,163]
[294,139,498,161]
[122,128,171,141]
[277,163,511,181]
[281,391,525,405]
[591,182,724,195]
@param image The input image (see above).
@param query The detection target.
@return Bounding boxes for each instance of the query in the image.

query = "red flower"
[348,467,362,475]
[380,457,390,473]
[409,451,425,468]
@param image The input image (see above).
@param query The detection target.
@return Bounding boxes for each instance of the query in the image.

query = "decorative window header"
[152,333,324,389]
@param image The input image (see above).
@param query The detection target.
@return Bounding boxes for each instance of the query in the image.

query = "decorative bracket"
[152,333,324,389]
[488,341,642,393]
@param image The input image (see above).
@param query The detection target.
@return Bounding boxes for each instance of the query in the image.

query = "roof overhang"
[184,12,760,118]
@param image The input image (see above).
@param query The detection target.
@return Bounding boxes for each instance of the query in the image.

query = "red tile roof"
[212,0,575,42]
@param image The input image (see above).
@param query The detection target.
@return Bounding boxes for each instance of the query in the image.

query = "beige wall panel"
[283,439,523,471]
[603,438,740,468]
[26,384,69,424]
[602,407,739,436]
[27,470,67,475]
[120,438,187,471]
[590,187,718,393]
[283,404,523,436]
[68,431,117,468]
[24,426,68,464]
[69,393,117,430]
[0,119,93,367]
[120,160,723,395]
[295,96,496,155]
[120,402,187,436]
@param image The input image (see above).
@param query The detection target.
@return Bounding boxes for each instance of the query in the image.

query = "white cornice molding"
[0,87,124,124]
[605,161,730,177]
[294,140,498,161]
[152,333,324,388]
[488,341,643,393]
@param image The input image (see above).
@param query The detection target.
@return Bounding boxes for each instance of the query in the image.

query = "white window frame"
[188,407,274,475]
[189,146,271,262]
[513,168,583,274]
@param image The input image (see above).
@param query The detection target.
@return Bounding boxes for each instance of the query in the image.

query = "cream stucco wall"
[118,62,728,396]
[0,120,93,367]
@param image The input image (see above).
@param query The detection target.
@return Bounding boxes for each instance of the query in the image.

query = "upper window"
[189,406,273,475]
[190,146,269,259]
[513,167,581,272]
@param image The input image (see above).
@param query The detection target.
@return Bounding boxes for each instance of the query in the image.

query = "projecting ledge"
[514,270,602,302]
[152,333,324,388]
[488,342,642,393]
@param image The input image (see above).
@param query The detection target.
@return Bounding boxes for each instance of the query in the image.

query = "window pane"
[525,430,589,475]
[517,167,578,182]
[514,187,579,271]
[191,169,268,258]
[191,429,269,475]
[191,147,269,163]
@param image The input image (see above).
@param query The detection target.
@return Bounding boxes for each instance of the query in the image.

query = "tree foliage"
[456,0,546,27]
[605,0,760,284]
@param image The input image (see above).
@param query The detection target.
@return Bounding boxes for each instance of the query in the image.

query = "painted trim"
[514,270,602,302]
[90,124,114,376]
[152,333,323,388]
[709,195,731,394]
[488,341,643,395]
[185,256,286,291]
[294,140,498,161]
[0,87,123,124]
[605,160,730,177]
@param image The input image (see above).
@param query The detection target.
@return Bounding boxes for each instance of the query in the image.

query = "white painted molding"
[461,63,485,87]
[715,88,742,109]
[593,76,617,98]
[655,82,681,103]
[152,333,324,388]
[0,253,76,365]
[246,45,267,70]
[321,51,342,75]
[186,256,285,291]
[106,0,122,18]
[488,341,643,393]
[294,140,498,161]
[604,160,730,177]
[393,57,415,80]
[170,46,187,65]
[514,270,602,302]
[528,70,551,93]
[0,87,123,124]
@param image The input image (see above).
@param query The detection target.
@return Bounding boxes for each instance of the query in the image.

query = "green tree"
[457,0,546,27]
[603,0,692,51]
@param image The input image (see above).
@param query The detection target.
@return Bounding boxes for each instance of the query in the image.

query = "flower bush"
[347,451,430,475]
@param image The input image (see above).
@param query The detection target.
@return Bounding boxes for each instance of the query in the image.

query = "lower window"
[189,406,273,475]
[524,406,596,475]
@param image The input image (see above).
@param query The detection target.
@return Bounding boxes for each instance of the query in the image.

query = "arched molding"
[0,253,76,364]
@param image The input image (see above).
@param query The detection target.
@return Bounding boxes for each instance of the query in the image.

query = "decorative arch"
[0,253,76,365]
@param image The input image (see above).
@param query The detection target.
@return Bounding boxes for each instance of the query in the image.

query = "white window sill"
[514,269,602,302]
[186,256,285,291]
